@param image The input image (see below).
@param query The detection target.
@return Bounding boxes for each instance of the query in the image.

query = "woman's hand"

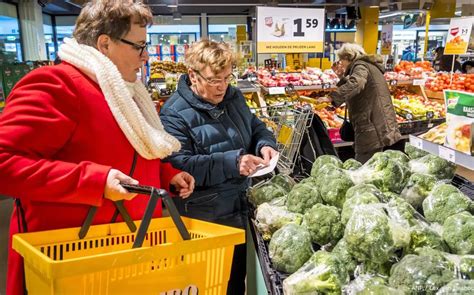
[104,169,139,201]
[260,146,278,166]
[239,154,265,176]
[332,61,346,78]
[170,172,195,199]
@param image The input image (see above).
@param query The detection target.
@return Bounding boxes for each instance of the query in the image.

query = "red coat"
[0,63,180,295]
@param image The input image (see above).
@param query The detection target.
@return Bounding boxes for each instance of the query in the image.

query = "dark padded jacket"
[160,75,276,228]
[330,55,402,153]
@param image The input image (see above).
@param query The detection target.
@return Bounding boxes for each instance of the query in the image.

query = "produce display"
[250,147,474,295]
[425,73,474,93]
[257,67,339,88]
[149,60,187,77]
[391,87,445,121]
[385,61,434,81]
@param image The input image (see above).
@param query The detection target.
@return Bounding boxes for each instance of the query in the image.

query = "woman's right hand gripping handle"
[104,168,139,201]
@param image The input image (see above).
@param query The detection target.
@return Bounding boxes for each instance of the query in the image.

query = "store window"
[416,30,447,60]
[208,16,248,49]
[43,13,55,61]
[149,16,200,62]
[55,16,76,47]
[0,2,22,62]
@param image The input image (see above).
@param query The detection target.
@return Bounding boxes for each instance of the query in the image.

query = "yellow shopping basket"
[13,184,245,295]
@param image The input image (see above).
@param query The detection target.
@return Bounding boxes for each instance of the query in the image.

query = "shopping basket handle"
[120,183,191,248]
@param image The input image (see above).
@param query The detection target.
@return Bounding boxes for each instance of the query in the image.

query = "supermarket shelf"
[260,85,337,93]
[238,80,260,94]
[240,87,260,94]
[409,135,474,170]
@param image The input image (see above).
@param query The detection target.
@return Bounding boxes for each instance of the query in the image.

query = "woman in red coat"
[0,1,195,294]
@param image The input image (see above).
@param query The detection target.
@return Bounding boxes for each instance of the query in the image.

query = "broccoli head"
[255,202,303,241]
[409,154,456,180]
[387,197,419,227]
[406,224,449,254]
[343,158,363,171]
[298,176,317,186]
[344,205,395,264]
[311,155,343,177]
[405,142,429,159]
[422,184,473,224]
[358,283,405,295]
[282,250,349,295]
[345,274,403,295]
[287,182,322,214]
[436,279,474,295]
[270,174,296,192]
[384,149,411,164]
[442,211,474,255]
[345,183,385,202]
[460,255,474,279]
[319,173,354,208]
[249,182,287,206]
[268,223,313,274]
[341,192,380,225]
[388,254,455,295]
[400,173,438,209]
[303,203,344,246]
[331,238,357,275]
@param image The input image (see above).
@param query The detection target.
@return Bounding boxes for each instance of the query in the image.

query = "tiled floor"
[0,198,13,295]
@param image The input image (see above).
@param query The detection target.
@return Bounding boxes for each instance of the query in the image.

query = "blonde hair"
[185,39,236,74]
[336,43,366,62]
[73,0,153,48]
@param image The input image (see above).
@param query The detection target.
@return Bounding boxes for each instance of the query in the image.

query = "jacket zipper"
[224,107,245,148]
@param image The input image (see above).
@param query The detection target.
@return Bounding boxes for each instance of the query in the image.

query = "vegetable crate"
[13,187,245,295]
[253,103,314,174]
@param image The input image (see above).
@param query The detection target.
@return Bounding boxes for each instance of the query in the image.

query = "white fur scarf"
[58,38,181,160]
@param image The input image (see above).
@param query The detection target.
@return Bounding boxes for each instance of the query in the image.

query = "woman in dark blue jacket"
[160,39,277,295]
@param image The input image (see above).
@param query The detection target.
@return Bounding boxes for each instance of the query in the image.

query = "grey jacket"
[330,55,401,153]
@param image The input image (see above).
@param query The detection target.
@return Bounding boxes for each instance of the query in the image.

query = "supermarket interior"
[1,0,474,294]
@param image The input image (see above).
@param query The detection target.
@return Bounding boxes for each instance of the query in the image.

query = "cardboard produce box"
[444,90,474,155]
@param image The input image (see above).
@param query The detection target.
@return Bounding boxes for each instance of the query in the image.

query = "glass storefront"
[0,3,22,62]
[208,16,248,50]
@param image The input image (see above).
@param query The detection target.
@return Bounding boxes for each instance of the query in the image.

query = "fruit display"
[425,73,474,93]
[150,60,188,78]
[385,61,435,82]
[392,91,445,120]
[294,98,343,129]
[244,93,259,109]
[258,67,339,88]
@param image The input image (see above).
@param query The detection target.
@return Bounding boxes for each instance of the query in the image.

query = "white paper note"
[250,153,280,177]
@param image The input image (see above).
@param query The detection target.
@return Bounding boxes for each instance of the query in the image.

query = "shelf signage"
[444,17,474,55]
[381,24,393,55]
[257,7,325,53]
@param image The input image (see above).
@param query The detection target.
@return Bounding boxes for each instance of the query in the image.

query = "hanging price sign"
[444,17,474,55]
[257,7,325,53]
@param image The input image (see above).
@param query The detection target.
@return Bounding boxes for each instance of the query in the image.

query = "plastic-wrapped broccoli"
[409,154,456,180]
[332,238,357,275]
[341,192,380,225]
[405,142,429,160]
[298,176,316,186]
[406,224,449,254]
[382,191,400,202]
[303,203,344,246]
[422,184,473,224]
[386,197,419,227]
[268,223,313,274]
[384,149,410,164]
[270,174,296,192]
[287,182,322,214]
[350,152,411,194]
[345,274,403,295]
[283,250,349,295]
[343,158,363,171]
[344,205,395,264]
[255,202,303,241]
[436,279,474,295]
[345,183,386,202]
[249,182,287,206]
[388,254,455,295]
[317,166,354,208]
[359,260,393,277]
[442,211,474,255]
[400,173,438,209]
[357,284,404,295]
[311,155,343,177]
[460,255,474,279]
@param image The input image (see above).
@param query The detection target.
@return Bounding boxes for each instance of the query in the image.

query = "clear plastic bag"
[287,182,322,214]
[442,211,474,255]
[400,172,438,209]
[344,274,402,295]
[302,203,344,246]
[422,183,472,224]
[254,202,302,241]
[408,154,456,181]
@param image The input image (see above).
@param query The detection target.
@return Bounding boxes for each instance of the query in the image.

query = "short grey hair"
[336,43,366,62]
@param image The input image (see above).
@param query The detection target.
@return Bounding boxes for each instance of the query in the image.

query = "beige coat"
[330,55,401,153]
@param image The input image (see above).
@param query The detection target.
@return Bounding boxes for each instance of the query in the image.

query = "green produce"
[405,142,429,159]
[282,250,349,295]
[460,255,474,279]
[268,223,313,274]
[384,149,410,164]
[341,192,380,225]
[407,224,449,254]
[287,182,321,214]
[382,191,400,202]
[249,182,287,206]
[422,184,472,224]
[343,158,362,170]
[400,173,437,209]
[298,177,316,185]
[270,174,296,192]
[409,154,456,180]
[344,205,395,264]
[389,254,455,295]
[331,238,357,275]
[345,275,403,295]
[345,183,385,202]
[360,260,393,277]
[436,279,474,295]
[386,197,418,227]
[255,202,302,241]
[442,212,474,255]
[317,166,354,208]
[303,203,343,245]
[311,155,343,177]
[358,284,404,295]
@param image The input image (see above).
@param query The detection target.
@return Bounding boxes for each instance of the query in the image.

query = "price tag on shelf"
[268,87,286,95]
[438,146,456,163]
[322,83,331,90]
[389,79,398,86]
[410,137,423,149]
[413,79,426,86]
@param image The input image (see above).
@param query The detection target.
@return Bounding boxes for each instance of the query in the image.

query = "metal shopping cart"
[253,103,314,175]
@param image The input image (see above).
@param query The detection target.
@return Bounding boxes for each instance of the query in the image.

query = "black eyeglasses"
[120,38,148,56]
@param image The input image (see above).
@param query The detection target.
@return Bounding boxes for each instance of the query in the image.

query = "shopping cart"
[253,101,314,175]
[12,185,245,295]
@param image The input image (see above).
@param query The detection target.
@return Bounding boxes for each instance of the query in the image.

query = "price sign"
[268,87,286,95]
[322,83,331,90]
[438,146,456,163]
[410,137,423,149]
[257,7,325,53]
[444,17,474,55]
[389,79,398,86]
[380,24,393,55]
[413,79,426,86]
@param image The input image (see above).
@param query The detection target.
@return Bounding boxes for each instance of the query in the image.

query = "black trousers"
[227,243,247,295]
